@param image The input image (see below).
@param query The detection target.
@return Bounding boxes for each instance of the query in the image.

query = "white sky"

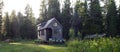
[2,0,120,18]
[3,0,41,18]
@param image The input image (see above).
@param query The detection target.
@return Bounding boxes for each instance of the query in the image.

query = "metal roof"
[37,18,62,30]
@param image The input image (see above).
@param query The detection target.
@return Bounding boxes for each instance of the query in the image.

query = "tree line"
[0,4,36,40]
[37,0,120,40]
[0,0,120,40]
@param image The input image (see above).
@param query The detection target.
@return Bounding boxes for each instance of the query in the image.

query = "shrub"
[69,29,74,39]
[67,38,120,52]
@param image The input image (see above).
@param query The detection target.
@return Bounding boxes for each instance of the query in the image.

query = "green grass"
[1,38,120,52]
[0,41,67,52]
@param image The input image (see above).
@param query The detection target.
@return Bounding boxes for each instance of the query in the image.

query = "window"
[53,23,57,27]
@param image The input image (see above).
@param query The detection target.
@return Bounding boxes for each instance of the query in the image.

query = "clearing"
[0,41,67,52]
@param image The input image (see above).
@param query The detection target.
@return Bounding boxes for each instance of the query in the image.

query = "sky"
[2,0,120,18]
[3,0,41,18]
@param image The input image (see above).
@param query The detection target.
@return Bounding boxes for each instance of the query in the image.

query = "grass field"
[0,41,67,52]
[1,38,120,52]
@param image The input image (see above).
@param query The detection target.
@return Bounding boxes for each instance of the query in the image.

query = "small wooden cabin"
[37,18,63,42]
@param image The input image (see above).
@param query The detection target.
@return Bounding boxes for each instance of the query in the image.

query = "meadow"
[0,38,120,52]
[0,41,67,52]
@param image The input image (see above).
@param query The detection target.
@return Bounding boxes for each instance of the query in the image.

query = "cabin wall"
[47,20,62,39]
[52,29,62,39]
[38,29,47,41]
[37,18,63,41]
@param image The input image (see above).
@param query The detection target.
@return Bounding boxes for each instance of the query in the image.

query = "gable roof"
[44,18,56,28]
[37,22,46,27]
[37,18,62,29]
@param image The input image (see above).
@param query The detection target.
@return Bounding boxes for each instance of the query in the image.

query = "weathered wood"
[37,18,64,42]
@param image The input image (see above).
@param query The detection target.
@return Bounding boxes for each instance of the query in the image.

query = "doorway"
[46,28,52,40]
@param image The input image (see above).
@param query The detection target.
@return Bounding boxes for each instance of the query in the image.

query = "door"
[46,28,52,41]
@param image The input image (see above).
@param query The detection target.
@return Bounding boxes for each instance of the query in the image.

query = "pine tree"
[17,12,24,28]
[100,0,110,33]
[61,0,72,40]
[47,0,60,20]
[89,0,103,34]
[106,0,118,36]
[23,4,36,39]
[0,0,3,40]
[17,12,24,39]
[71,1,81,38]
[10,10,19,39]
[4,12,11,39]
[79,0,89,38]
[116,6,120,36]
[37,0,47,24]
